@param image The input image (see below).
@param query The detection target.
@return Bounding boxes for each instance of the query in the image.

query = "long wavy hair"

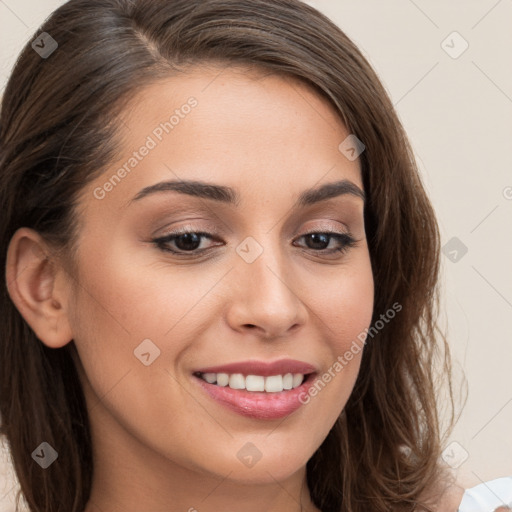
[0,0,462,511]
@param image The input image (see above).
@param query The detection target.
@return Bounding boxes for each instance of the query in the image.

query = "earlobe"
[5,227,74,348]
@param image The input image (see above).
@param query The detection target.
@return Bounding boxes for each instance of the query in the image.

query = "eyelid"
[152,221,221,238]
[151,222,359,258]
[300,221,351,234]
[156,221,351,239]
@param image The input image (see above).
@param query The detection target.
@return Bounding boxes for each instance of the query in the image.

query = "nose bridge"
[238,232,290,293]
[228,232,306,336]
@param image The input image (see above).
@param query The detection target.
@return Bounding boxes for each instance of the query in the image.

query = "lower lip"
[194,374,317,420]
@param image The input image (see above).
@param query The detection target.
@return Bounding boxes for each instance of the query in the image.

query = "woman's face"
[66,65,374,486]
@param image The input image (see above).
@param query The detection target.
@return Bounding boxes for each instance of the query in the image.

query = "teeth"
[292,373,303,388]
[282,373,293,390]
[199,372,306,392]
[216,373,229,386]
[265,375,282,392]
[203,373,217,384]
[229,373,245,390]
[246,375,265,392]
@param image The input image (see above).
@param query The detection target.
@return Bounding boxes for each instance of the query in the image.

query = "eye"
[151,228,358,257]
[152,228,220,255]
[293,230,358,255]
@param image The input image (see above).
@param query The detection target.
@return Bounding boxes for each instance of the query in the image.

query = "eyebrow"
[130,178,365,208]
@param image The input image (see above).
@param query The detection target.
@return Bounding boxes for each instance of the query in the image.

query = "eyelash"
[151,227,358,258]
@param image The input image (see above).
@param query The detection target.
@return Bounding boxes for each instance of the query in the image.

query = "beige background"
[1,0,511,510]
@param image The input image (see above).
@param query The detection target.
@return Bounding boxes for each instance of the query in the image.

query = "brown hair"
[0,0,462,511]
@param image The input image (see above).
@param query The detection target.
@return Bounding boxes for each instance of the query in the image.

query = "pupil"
[176,233,201,251]
[308,233,329,249]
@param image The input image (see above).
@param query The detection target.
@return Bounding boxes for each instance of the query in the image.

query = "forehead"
[83,64,362,213]
[117,64,353,158]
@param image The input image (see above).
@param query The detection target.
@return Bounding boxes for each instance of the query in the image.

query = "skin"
[8,64,394,511]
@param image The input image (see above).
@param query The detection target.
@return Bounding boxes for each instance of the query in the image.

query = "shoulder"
[423,475,512,512]
[458,477,512,512]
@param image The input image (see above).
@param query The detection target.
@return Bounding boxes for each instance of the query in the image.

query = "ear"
[5,227,74,348]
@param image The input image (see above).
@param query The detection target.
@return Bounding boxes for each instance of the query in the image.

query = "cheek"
[68,244,200,341]
[303,255,374,412]
[311,256,375,351]
[66,243,231,399]
[65,245,167,401]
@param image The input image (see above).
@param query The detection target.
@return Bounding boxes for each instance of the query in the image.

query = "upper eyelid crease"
[128,178,365,208]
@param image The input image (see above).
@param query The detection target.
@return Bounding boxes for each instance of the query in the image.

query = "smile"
[193,371,317,420]
[195,372,305,392]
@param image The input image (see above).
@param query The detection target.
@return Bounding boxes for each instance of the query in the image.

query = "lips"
[194,375,316,419]
[192,358,318,419]
[194,358,317,376]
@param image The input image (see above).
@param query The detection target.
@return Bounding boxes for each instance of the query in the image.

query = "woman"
[0,0,509,511]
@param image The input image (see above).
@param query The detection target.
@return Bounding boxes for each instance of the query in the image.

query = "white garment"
[458,477,512,512]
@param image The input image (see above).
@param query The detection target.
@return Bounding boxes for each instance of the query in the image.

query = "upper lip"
[194,358,317,377]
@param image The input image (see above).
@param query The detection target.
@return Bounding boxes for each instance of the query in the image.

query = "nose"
[224,240,308,340]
